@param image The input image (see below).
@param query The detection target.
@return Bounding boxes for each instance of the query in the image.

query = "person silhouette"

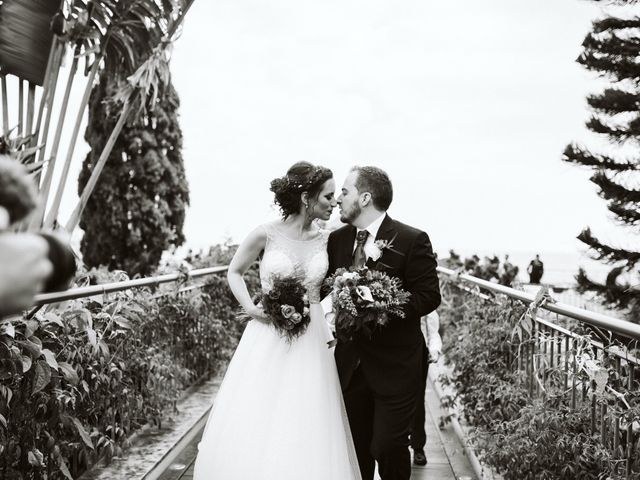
[527,254,544,284]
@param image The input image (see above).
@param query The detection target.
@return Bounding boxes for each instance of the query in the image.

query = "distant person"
[465,254,481,278]
[503,254,512,272]
[410,310,442,466]
[485,255,500,282]
[500,254,519,287]
[445,249,463,269]
[527,254,544,284]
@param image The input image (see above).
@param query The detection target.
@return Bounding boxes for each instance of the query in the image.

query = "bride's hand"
[245,305,270,324]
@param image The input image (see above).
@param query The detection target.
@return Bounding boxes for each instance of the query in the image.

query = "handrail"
[32,263,639,341]
[437,266,640,342]
[33,266,229,306]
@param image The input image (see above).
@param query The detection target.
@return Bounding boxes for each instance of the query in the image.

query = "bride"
[193,161,361,479]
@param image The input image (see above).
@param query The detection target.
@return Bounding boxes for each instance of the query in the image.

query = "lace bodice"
[259,223,330,303]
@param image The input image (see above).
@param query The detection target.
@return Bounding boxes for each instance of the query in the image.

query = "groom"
[326,166,441,480]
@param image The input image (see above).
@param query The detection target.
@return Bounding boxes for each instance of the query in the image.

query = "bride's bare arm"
[227,226,269,322]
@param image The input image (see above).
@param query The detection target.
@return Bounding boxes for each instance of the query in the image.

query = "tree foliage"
[563,14,640,320]
[79,75,188,276]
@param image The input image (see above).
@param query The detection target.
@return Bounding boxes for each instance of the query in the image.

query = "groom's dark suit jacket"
[327,214,441,395]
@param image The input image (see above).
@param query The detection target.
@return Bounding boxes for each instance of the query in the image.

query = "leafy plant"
[486,402,619,480]
[0,254,259,480]
[438,279,640,479]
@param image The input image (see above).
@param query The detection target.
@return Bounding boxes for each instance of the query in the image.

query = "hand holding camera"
[0,219,54,316]
[0,155,76,316]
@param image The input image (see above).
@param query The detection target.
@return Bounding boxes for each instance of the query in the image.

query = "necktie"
[352,230,369,268]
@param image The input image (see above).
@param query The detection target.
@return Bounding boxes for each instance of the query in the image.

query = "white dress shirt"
[353,212,386,261]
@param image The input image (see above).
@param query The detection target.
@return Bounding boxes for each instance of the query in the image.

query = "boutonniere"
[365,232,403,261]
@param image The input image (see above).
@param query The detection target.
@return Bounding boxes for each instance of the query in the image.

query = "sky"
[9,0,631,265]
[166,0,612,257]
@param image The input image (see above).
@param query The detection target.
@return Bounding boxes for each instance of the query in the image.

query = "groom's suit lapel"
[376,214,395,241]
[365,214,396,270]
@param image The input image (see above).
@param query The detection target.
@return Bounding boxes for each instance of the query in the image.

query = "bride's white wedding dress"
[193,223,361,480]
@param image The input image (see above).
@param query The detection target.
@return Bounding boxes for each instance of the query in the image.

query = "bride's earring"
[303,200,313,220]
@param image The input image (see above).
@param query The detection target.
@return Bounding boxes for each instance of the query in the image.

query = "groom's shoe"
[413,449,427,466]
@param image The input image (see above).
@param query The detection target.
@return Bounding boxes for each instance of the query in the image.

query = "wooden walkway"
[155,377,476,480]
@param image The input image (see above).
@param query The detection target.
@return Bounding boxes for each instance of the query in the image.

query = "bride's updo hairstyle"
[270,161,333,219]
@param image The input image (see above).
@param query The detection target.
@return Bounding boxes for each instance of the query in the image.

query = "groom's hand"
[428,349,441,363]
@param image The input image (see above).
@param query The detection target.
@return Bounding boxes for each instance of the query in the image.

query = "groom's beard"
[340,203,361,225]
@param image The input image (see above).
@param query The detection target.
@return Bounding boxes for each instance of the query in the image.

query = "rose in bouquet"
[260,276,311,342]
[324,267,411,341]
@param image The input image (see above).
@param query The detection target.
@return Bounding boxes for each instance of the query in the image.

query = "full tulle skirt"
[193,303,361,480]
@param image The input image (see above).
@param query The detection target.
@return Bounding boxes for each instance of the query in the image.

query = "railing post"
[564,336,570,392]
[591,380,596,434]
[627,422,633,479]
[571,341,577,410]
[614,416,621,460]
[601,403,607,445]
[542,325,548,392]
[550,328,555,371]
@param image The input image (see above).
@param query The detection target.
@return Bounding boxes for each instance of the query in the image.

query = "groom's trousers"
[343,365,419,480]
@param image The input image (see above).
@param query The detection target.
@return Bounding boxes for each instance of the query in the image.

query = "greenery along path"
[155,375,476,480]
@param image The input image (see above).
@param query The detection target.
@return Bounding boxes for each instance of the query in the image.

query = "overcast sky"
[167,0,615,256]
[45,0,631,260]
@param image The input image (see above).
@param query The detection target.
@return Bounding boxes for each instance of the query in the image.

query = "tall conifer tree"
[563,15,640,318]
[79,76,189,276]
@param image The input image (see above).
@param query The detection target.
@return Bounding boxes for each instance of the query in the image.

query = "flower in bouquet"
[260,276,311,341]
[324,267,411,341]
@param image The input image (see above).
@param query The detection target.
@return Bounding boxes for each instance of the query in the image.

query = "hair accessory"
[285,166,324,191]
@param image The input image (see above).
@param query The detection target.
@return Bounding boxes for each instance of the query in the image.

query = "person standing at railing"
[409,310,442,466]
[500,254,519,287]
[527,254,544,284]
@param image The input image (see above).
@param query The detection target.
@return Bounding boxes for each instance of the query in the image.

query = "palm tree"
[0,0,194,230]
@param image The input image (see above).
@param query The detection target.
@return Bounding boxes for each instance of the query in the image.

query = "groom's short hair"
[351,166,393,211]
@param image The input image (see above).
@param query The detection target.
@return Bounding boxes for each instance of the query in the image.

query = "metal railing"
[438,266,640,478]
[32,266,229,306]
[437,266,640,340]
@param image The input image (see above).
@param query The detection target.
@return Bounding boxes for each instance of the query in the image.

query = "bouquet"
[259,276,311,342]
[324,267,411,342]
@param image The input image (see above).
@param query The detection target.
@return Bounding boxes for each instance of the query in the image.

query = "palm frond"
[0,0,61,85]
